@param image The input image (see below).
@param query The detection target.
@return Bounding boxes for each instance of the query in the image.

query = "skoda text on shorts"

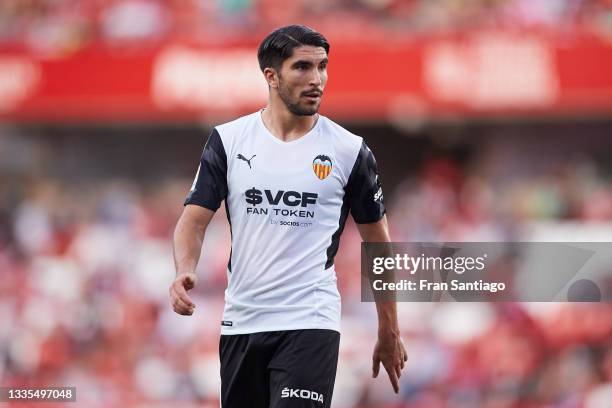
[170,25,407,407]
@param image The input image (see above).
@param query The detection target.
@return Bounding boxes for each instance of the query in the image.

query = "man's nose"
[309,68,322,86]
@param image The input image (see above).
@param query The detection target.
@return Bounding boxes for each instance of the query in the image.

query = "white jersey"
[185,110,385,334]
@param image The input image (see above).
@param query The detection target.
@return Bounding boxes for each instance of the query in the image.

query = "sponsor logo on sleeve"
[374,175,384,203]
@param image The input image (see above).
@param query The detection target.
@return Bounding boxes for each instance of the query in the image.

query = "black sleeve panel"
[184,128,228,211]
[345,140,386,224]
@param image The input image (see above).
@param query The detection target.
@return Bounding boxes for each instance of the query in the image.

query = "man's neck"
[261,104,318,142]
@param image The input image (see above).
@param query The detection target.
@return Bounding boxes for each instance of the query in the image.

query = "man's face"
[275,45,328,116]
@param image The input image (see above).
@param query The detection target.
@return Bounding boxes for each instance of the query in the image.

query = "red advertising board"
[0,31,611,122]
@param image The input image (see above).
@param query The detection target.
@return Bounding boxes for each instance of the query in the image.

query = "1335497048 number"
[1,387,76,402]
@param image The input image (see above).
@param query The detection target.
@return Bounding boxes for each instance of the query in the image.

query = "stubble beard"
[277,76,319,116]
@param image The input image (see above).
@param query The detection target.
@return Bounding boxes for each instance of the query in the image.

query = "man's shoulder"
[319,115,363,157]
[215,111,258,136]
[320,115,362,144]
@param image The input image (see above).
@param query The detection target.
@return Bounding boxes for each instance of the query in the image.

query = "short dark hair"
[257,25,330,72]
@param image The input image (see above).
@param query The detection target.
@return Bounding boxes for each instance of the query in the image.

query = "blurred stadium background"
[1,0,612,407]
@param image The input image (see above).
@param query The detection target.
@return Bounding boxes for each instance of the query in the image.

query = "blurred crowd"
[1,127,611,407]
[1,0,612,54]
[389,150,612,242]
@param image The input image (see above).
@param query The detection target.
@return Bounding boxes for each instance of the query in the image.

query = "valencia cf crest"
[312,155,332,180]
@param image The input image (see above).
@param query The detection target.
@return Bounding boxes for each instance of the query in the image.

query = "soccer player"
[170,25,407,407]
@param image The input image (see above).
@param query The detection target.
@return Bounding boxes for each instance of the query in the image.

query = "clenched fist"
[169,272,198,315]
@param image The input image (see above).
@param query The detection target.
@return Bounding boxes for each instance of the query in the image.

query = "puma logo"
[237,154,256,169]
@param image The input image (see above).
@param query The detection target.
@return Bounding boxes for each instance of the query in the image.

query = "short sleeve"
[346,140,386,224]
[184,128,228,211]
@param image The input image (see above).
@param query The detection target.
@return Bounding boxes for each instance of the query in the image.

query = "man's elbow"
[175,205,214,241]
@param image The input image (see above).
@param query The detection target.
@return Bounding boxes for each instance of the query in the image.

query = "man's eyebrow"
[291,58,329,66]
[291,59,313,66]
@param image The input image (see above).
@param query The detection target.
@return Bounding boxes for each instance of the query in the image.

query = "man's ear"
[263,67,279,89]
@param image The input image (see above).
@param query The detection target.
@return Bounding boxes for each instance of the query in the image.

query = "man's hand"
[357,217,408,393]
[372,330,408,393]
[169,272,198,315]
[172,205,213,316]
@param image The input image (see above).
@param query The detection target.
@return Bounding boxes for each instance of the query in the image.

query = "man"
[170,25,407,408]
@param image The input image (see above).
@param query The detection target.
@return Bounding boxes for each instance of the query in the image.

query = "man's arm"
[170,204,215,316]
[357,215,408,393]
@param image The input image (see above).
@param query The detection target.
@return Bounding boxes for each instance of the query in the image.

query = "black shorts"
[220,329,340,408]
